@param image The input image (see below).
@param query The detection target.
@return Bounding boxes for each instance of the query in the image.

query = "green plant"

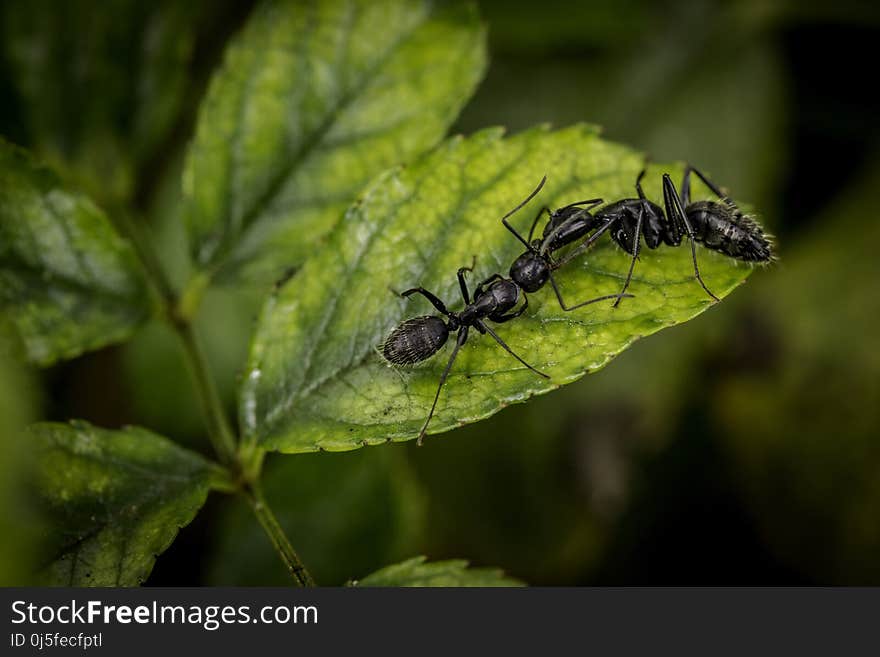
[0,0,760,586]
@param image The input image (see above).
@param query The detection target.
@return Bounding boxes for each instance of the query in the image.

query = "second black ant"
[550,166,774,303]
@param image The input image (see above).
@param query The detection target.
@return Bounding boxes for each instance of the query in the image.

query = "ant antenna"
[501,175,547,251]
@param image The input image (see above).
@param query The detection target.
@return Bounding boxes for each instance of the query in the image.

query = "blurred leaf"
[736,0,880,29]
[479,0,654,52]
[715,165,880,583]
[210,447,425,585]
[458,7,787,215]
[604,37,786,212]
[241,125,759,453]
[0,140,151,365]
[31,420,227,586]
[352,556,523,586]
[0,0,204,205]
[409,402,612,584]
[183,0,487,285]
[0,323,37,585]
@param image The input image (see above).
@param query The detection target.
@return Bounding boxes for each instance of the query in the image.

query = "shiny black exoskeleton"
[502,177,633,310]
[382,264,547,444]
[678,168,773,263]
[556,166,774,303]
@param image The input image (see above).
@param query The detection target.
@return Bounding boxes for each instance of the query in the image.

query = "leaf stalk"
[246,481,315,587]
[114,203,311,585]
[175,321,239,468]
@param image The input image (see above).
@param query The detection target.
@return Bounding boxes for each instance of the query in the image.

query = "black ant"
[553,166,773,304]
[383,262,547,445]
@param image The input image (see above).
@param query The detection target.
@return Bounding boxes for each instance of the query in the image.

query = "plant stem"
[116,207,312,585]
[114,209,237,467]
[115,209,178,311]
[175,321,238,467]
[246,481,315,587]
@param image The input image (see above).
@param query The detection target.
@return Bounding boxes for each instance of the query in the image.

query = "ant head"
[509,250,550,293]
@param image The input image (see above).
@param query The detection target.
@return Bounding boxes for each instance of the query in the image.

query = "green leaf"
[30,420,227,586]
[0,140,151,365]
[210,447,425,585]
[183,0,487,285]
[241,125,762,453]
[1,0,203,205]
[352,556,523,587]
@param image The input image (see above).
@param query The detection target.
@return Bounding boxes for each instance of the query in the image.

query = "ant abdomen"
[687,201,773,262]
[382,315,449,365]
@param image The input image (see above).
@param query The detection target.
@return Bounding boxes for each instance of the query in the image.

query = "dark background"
[2,0,879,585]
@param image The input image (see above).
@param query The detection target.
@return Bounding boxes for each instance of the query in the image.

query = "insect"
[555,166,774,303]
[383,263,547,445]
[383,180,633,444]
[501,176,634,310]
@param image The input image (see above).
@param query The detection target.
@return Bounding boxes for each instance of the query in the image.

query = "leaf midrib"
[1,251,145,308]
[206,0,435,278]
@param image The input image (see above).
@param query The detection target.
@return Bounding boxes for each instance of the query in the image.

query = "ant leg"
[686,165,739,210]
[547,271,633,311]
[493,294,528,323]
[661,176,684,245]
[417,326,468,445]
[501,175,548,250]
[612,206,644,308]
[503,218,533,250]
[681,166,693,207]
[686,165,726,199]
[477,320,549,379]
[558,198,603,212]
[527,206,550,243]
[553,215,618,268]
[401,287,451,315]
[636,169,648,199]
[457,256,477,304]
[662,174,720,302]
